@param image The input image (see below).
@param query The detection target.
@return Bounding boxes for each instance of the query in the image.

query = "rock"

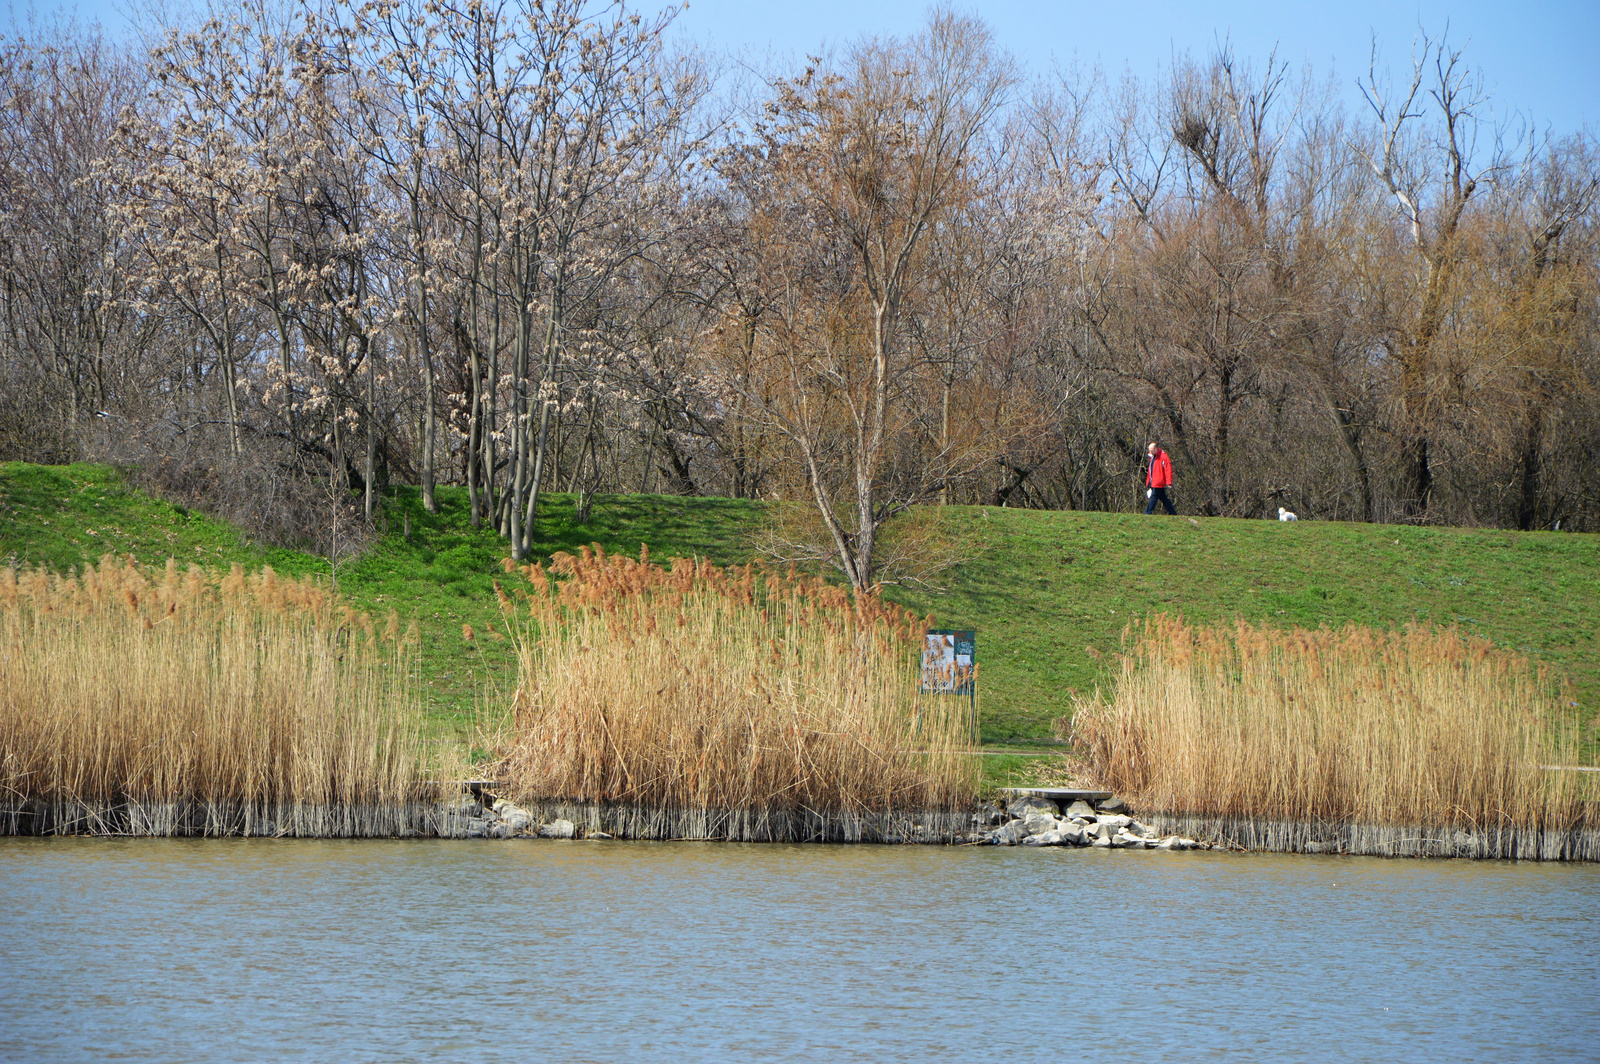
[1090,835,1112,848]
[1115,831,1147,849]
[1059,824,1085,846]
[1065,800,1096,819]
[503,810,533,832]
[990,820,1030,846]
[1097,814,1132,830]
[1093,822,1113,841]
[538,819,576,839]
[1006,821,1031,844]
[487,822,512,839]
[1303,841,1329,854]
[1098,797,1127,814]
[1007,796,1061,819]
[1132,820,1156,837]
[444,797,485,818]
[465,818,490,838]
[1156,836,1182,850]
[1023,812,1059,836]
[976,801,1009,826]
[1023,830,1064,847]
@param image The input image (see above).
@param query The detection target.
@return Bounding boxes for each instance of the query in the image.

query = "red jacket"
[1146,449,1173,489]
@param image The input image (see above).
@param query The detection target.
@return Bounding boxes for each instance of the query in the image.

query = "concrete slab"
[1002,786,1113,802]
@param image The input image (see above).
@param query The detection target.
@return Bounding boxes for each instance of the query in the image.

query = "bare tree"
[0,22,150,459]
[730,10,1016,589]
[1358,31,1506,520]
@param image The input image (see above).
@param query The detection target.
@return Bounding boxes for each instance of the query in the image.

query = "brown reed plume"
[492,545,978,815]
[1075,615,1593,835]
[0,556,425,823]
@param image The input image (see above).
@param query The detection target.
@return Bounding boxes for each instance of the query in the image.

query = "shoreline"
[4,793,1597,861]
[1146,813,1600,862]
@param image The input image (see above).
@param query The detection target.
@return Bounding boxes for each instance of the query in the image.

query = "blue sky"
[25,0,1600,135]
[648,0,1597,137]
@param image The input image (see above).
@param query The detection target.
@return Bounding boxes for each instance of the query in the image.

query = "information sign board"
[921,629,976,695]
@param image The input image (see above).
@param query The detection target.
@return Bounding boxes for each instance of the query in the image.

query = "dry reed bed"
[1075,616,1598,860]
[0,556,434,836]
[490,546,979,829]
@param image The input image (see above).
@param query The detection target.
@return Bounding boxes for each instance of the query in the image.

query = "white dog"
[1278,507,1298,522]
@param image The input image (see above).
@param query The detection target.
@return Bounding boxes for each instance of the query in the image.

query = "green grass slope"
[4,462,1596,757]
[884,507,1599,745]
[0,463,762,729]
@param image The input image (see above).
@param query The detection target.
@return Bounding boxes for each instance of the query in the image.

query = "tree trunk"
[1329,401,1374,524]
[506,246,534,555]
[523,259,565,545]
[1213,359,1235,515]
[414,187,437,514]
[463,310,483,529]
[1515,399,1545,531]
[364,335,376,520]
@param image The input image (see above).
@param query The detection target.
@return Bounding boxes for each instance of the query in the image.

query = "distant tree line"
[3,2,1596,584]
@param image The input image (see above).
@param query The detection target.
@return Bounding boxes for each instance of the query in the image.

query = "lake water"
[1,838,1595,1062]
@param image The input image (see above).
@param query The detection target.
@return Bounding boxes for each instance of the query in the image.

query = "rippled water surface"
[1,838,1596,1062]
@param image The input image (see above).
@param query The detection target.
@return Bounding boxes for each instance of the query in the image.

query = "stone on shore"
[1023,812,1060,836]
[538,819,576,839]
[974,801,1008,826]
[1065,800,1097,819]
[989,820,1031,845]
[1008,796,1061,819]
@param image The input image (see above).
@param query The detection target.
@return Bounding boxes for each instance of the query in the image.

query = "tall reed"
[493,546,978,817]
[0,556,425,828]
[1075,616,1593,838]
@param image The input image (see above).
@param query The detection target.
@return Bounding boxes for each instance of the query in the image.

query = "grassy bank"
[4,462,1597,768]
[886,507,1599,747]
[0,463,761,737]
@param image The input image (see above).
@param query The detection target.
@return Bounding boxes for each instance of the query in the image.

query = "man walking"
[1144,441,1177,515]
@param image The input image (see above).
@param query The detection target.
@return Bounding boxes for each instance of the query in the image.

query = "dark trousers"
[1145,487,1176,515]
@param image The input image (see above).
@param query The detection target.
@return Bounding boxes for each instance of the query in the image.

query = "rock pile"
[436,795,578,840]
[976,794,1206,851]
[432,790,1209,850]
